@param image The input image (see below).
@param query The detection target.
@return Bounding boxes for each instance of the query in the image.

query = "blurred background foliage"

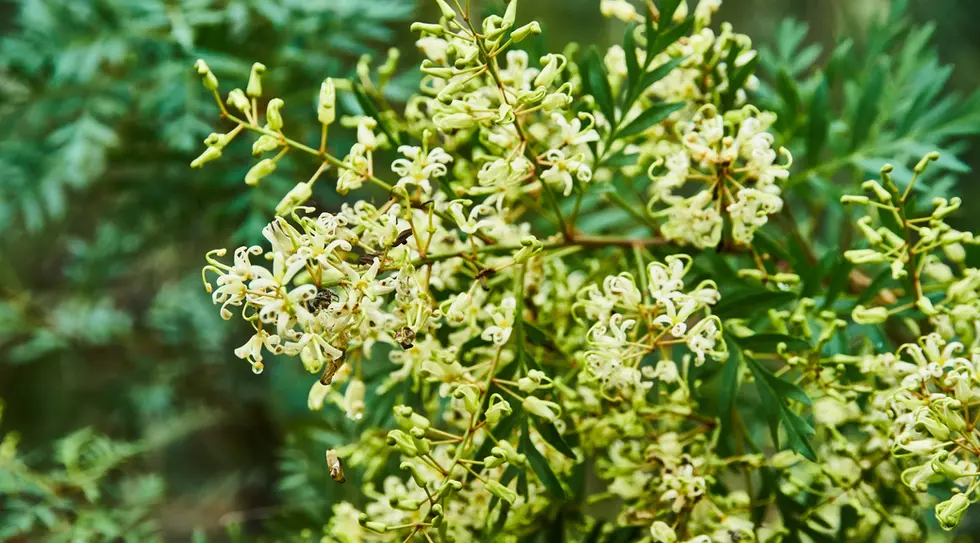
[1,0,980,540]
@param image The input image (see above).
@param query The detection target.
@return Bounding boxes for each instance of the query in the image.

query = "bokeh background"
[1,0,979,539]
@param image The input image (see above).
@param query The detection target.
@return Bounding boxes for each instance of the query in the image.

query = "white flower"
[391,145,453,196]
[600,0,638,22]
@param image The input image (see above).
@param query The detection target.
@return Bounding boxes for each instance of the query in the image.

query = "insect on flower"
[326,449,345,483]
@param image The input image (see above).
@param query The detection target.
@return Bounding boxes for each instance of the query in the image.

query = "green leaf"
[775,68,800,120]
[718,336,742,422]
[532,419,576,459]
[714,289,798,318]
[855,268,894,306]
[821,253,852,309]
[585,47,616,125]
[733,334,811,354]
[806,79,830,166]
[603,149,640,167]
[623,25,640,103]
[350,82,401,146]
[723,53,759,110]
[650,18,694,59]
[639,56,686,93]
[521,419,566,499]
[658,0,682,22]
[523,322,549,346]
[849,60,888,150]
[745,356,817,460]
[616,102,685,138]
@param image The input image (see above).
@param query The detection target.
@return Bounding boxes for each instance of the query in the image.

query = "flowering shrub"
[193,0,980,541]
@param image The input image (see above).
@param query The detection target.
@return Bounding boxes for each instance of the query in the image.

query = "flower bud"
[307,381,330,411]
[226,88,251,116]
[421,60,455,79]
[770,450,803,469]
[379,48,399,86]
[913,409,949,440]
[839,195,870,205]
[650,521,677,543]
[484,453,505,469]
[194,59,219,90]
[247,62,266,97]
[933,398,967,433]
[852,305,888,325]
[394,405,431,430]
[944,242,967,263]
[510,22,542,43]
[523,396,560,422]
[245,158,276,186]
[899,463,940,491]
[318,79,337,126]
[386,430,419,457]
[843,249,886,264]
[275,182,313,216]
[434,112,476,130]
[737,269,765,281]
[190,146,222,169]
[344,379,366,421]
[534,54,566,88]
[409,427,431,455]
[861,180,893,202]
[358,514,389,533]
[252,134,280,156]
[914,152,940,174]
[771,273,801,284]
[411,22,446,36]
[502,0,518,28]
[400,461,429,488]
[890,259,908,280]
[485,394,512,426]
[453,384,480,414]
[935,493,970,531]
[266,98,284,131]
[357,118,378,150]
[492,440,527,467]
[486,479,517,505]
[390,496,425,511]
[433,0,457,19]
[915,296,937,317]
[929,451,967,479]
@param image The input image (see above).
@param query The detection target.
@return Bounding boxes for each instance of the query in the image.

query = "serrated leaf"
[617,102,684,138]
[734,334,812,354]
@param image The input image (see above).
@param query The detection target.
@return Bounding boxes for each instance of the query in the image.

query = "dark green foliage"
[0,0,412,540]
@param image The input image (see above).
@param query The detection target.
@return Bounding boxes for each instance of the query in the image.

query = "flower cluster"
[189,0,980,540]
[648,105,790,248]
[573,254,725,399]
